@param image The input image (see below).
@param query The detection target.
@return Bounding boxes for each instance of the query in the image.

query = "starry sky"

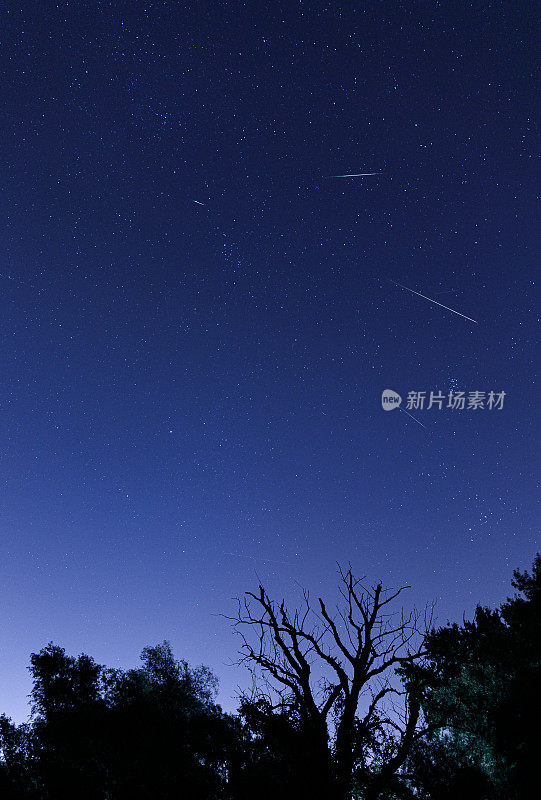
[1,1,538,721]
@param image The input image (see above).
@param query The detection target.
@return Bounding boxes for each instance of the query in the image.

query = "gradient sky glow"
[1,1,538,722]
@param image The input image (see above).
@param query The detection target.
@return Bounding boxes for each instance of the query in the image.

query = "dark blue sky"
[1,1,538,721]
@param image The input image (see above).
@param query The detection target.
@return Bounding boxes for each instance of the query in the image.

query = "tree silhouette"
[0,641,238,800]
[404,554,541,799]
[0,715,36,799]
[1,558,538,799]
[101,641,236,799]
[230,565,431,800]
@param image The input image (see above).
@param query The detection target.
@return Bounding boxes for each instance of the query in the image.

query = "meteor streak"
[390,280,478,324]
[400,407,427,429]
[329,172,381,177]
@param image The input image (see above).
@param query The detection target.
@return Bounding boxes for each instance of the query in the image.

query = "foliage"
[403,555,541,799]
[1,557,539,799]
[1,641,237,800]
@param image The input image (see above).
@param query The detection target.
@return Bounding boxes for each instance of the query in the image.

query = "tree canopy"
[1,556,539,799]
[404,555,541,799]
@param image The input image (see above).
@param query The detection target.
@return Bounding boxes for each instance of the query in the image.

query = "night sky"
[1,1,538,722]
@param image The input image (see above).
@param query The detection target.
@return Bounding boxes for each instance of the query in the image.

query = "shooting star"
[390,280,478,324]
[399,407,427,430]
[192,200,206,206]
[328,172,381,177]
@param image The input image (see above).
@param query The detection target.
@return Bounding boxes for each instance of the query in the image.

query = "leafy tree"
[230,695,331,799]
[404,554,541,799]
[1,641,237,800]
[2,559,538,799]
[102,641,236,799]
[0,715,37,799]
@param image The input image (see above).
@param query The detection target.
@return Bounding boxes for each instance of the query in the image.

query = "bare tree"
[230,565,432,800]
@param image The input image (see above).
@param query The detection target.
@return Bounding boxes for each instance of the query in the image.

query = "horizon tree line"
[1,554,539,799]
